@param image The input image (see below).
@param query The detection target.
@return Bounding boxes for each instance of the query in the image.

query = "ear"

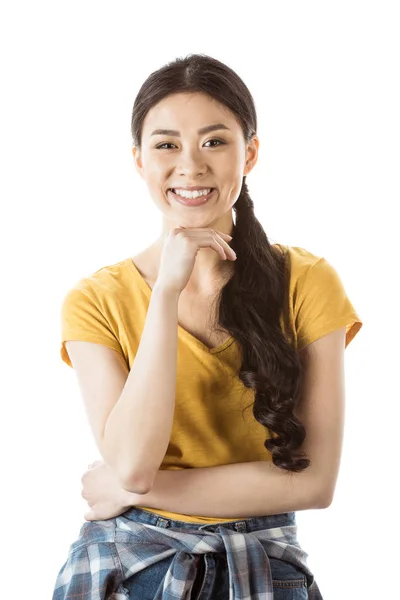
[132,146,144,178]
[243,135,259,176]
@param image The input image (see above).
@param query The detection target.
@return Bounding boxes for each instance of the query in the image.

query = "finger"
[214,237,236,260]
[215,230,233,240]
[210,239,227,260]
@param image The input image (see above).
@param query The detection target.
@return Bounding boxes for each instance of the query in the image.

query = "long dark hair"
[131,54,309,472]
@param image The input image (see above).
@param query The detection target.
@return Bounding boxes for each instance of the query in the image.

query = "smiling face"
[132,92,259,231]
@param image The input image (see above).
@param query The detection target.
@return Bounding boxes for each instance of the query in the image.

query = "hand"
[156,227,236,294]
[81,460,137,521]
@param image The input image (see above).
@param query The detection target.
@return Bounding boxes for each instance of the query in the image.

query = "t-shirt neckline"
[125,257,235,356]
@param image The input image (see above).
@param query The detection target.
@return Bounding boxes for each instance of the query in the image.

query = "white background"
[1,1,398,598]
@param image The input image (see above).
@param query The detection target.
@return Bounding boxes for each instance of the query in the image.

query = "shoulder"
[275,244,323,280]
[62,258,130,304]
[274,244,329,298]
[87,258,131,295]
[274,244,362,350]
[277,243,348,306]
[60,260,130,367]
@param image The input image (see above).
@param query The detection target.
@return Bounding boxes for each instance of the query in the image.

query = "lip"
[168,188,216,206]
[169,186,215,191]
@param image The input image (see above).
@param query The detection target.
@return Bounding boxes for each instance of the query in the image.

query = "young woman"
[53,54,362,599]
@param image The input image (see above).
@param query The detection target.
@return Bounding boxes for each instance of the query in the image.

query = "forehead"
[141,92,240,135]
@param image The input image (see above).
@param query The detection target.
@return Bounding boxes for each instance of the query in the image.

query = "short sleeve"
[60,278,124,368]
[294,257,362,351]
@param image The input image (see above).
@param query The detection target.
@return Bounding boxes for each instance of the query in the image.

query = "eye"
[204,139,225,147]
[155,143,177,150]
[155,139,226,150]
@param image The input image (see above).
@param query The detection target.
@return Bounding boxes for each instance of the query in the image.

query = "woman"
[53,54,362,599]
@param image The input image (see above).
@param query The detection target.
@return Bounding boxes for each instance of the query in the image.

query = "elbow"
[306,463,337,509]
[120,470,154,495]
[315,482,335,509]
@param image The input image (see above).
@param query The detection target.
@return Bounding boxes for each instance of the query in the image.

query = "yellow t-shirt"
[60,245,362,524]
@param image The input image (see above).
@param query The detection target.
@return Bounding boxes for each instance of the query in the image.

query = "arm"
[129,460,322,518]
[123,327,346,516]
[102,283,180,492]
[67,283,180,494]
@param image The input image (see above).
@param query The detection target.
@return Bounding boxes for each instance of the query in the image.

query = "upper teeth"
[173,188,212,199]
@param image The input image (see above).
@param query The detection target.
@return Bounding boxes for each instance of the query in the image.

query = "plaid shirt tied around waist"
[52,515,323,599]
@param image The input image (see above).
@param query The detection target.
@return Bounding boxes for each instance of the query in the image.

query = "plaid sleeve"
[52,538,125,599]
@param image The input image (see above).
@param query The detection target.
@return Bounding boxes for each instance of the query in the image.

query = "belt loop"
[156,517,170,528]
[234,520,247,533]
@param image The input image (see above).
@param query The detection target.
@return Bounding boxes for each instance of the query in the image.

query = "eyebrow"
[150,123,230,137]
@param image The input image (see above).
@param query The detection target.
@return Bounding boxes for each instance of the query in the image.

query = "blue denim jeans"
[120,507,308,599]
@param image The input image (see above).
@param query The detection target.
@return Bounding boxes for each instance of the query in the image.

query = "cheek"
[218,149,244,178]
[221,160,245,199]
[220,161,244,192]
[145,161,167,185]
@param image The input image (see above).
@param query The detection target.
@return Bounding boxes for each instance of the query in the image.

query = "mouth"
[167,188,216,206]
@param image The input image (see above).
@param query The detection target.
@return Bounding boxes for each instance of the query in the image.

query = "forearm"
[127,461,326,518]
[102,284,180,493]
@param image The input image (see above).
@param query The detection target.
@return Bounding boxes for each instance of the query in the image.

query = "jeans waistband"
[121,506,296,534]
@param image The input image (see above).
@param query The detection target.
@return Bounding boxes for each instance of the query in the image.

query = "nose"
[176,147,207,178]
